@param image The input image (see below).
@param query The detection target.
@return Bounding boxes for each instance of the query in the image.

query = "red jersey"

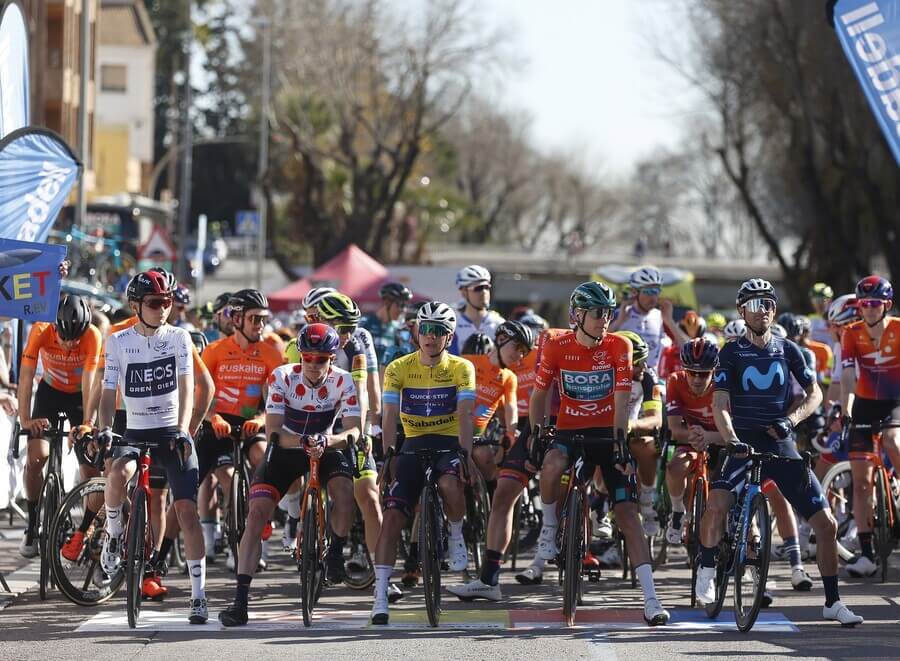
[464,354,517,435]
[534,330,632,430]
[658,343,682,380]
[665,371,716,431]
[841,317,900,400]
[513,350,538,417]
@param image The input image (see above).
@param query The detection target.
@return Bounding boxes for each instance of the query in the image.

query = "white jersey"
[354,327,378,372]
[266,364,360,435]
[450,309,505,355]
[617,305,666,370]
[103,324,193,430]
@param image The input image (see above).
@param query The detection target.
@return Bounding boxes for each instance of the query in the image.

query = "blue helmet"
[297,322,340,354]
[680,338,719,370]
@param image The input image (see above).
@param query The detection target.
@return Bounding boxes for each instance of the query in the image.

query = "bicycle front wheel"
[125,489,147,629]
[39,473,61,600]
[734,493,771,633]
[689,477,706,608]
[874,468,892,583]
[562,489,584,627]
[466,470,490,573]
[820,461,856,562]
[420,485,442,627]
[300,491,321,627]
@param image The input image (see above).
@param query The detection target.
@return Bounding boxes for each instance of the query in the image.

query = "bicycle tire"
[466,471,490,573]
[509,496,522,570]
[421,485,442,627]
[226,462,248,563]
[734,493,771,632]
[125,488,147,629]
[51,478,125,606]
[705,537,730,619]
[874,468,891,583]
[39,473,60,600]
[820,461,857,562]
[300,491,320,627]
[562,488,583,627]
[689,477,706,608]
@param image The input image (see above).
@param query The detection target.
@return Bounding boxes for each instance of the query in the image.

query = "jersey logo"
[124,357,177,398]
[560,368,614,401]
[862,349,896,366]
[741,363,785,391]
[714,371,727,384]
[401,386,457,417]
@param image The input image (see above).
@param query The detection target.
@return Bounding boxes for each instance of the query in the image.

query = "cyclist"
[97,270,208,624]
[530,282,670,626]
[17,294,101,557]
[172,284,196,330]
[658,311,706,379]
[381,303,422,376]
[723,319,746,343]
[825,294,859,404]
[695,278,862,626]
[840,275,900,577]
[449,265,505,355]
[201,291,233,343]
[371,301,476,625]
[614,330,664,538]
[809,282,835,347]
[361,282,413,365]
[706,312,727,344]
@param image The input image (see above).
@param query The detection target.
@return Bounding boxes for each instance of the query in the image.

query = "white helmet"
[827,294,860,327]
[629,266,663,288]
[770,323,787,339]
[456,265,492,289]
[416,301,457,333]
[302,286,336,310]
[723,319,746,341]
[289,308,307,330]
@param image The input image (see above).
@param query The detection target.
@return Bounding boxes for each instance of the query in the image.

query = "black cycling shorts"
[196,421,236,483]
[384,434,462,519]
[118,427,199,502]
[499,419,534,486]
[249,439,352,502]
[550,427,637,506]
[29,380,91,467]
[849,398,900,454]
[111,410,167,489]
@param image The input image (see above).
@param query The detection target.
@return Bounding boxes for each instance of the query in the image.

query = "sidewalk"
[0,516,38,604]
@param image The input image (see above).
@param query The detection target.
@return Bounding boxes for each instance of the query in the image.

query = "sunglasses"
[419,322,450,337]
[335,324,357,335]
[741,298,775,313]
[581,308,612,320]
[142,297,173,310]
[301,353,332,365]
[247,314,270,325]
[859,298,886,308]
[639,287,661,296]
[685,369,712,378]
[470,284,492,293]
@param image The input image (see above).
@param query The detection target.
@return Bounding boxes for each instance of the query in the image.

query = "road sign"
[235,210,260,237]
[137,225,176,273]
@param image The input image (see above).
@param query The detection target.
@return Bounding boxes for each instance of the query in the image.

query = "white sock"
[639,484,655,507]
[635,562,657,602]
[670,495,685,513]
[261,540,269,560]
[448,518,464,539]
[282,491,301,519]
[201,521,216,549]
[531,556,547,571]
[105,504,124,537]
[374,564,392,600]
[188,558,206,600]
[542,502,558,528]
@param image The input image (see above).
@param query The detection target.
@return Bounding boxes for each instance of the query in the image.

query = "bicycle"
[13,414,69,600]
[821,420,900,581]
[704,445,811,632]
[466,437,501,573]
[344,438,375,590]
[223,427,252,567]
[682,447,710,607]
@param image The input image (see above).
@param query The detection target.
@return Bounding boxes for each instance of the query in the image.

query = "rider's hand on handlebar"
[241,417,263,439]
[24,417,51,438]
[68,423,93,449]
[727,440,750,458]
[211,414,232,439]
[303,433,327,458]
[688,425,709,451]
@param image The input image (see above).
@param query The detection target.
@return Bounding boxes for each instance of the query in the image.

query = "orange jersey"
[665,371,716,431]
[805,339,833,385]
[463,353,517,435]
[841,317,900,400]
[534,328,569,418]
[534,331,632,430]
[22,322,101,393]
[202,334,283,418]
[513,350,538,417]
[97,316,139,370]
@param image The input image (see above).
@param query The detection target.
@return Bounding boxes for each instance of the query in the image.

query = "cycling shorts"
[117,427,199,502]
[849,398,900,455]
[196,421,236,483]
[384,434,462,519]
[345,445,377,483]
[29,380,92,467]
[110,410,166,489]
[250,440,352,502]
[550,427,637,506]
[499,420,534,487]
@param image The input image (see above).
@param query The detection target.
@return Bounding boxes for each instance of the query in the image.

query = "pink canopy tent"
[268,244,428,312]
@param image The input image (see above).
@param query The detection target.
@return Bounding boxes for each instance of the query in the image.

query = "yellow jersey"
[382,350,476,438]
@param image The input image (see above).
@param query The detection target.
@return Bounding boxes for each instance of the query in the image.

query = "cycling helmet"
[827,294,859,327]
[213,291,232,312]
[405,301,425,323]
[316,292,361,324]
[706,312,727,331]
[149,267,177,294]
[289,309,307,330]
[680,338,719,371]
[189,330,209,353]
[173,284,192,306]
[518,311,549,332]
[784,314,811,340]
[809,282,834,300]
[723,319,746,341]
[455,265,492,289]
[228,288,269,313]
[770,324,787,339]
[855,275,893,301]
[736,278,777,306]
[297,322,340,354]
[302,286,337,311]
[776,312,794,329]
[570,282,617,310]
[496,319,535,350]
[127,270,172,301]
[379,282,413,301]
[629,266,663,289]
[614,330,649,365]
[678,311,707,339]
[416,301,457,333]
[56,294,91,341]
[461,332,494,355]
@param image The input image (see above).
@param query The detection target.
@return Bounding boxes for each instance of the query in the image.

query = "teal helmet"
[570,282,617,310]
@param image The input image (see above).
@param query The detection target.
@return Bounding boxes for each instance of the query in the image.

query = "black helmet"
[462,333,494,355]
[173,284,192,306]
[56,294,91,341]
[228,289,269,313]
[189,330,209,353]
[736,278,777,306]
[127,270,172,301]
[379,282,413,302]
[213,291,233,312]
[496,319,535,350]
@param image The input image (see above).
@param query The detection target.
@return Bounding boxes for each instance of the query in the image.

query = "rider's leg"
[353,475,383,554]
[665,449,692,533]
[23,437,50,533]
[699,489,733,563]
[767,485,802,566]
[850,459,875,559]
[473,444,498,482]
[104,455,137,536]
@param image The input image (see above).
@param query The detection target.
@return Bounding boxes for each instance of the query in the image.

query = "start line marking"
[75,608,799,633]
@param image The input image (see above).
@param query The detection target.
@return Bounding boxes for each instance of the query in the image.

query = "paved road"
[1,518,898,661]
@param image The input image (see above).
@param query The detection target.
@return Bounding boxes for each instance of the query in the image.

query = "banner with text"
[0,0,29,138]
[0,238,66,322]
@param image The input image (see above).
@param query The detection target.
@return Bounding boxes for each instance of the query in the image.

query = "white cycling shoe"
[447,578,501,602]
[643,598,670,626]
[823,600,863,626]
[536,526,559,561]
[695,566,716,605]
[448,535,468,571]
[665,523,683,545]
[100,533,123,575]
[641,506,660,537]
[791,567,813,591]
[845,555,877,577]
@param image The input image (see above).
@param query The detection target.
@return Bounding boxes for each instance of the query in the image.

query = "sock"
[188,558,206,600]
[480,549,502,586]
[374,564,392,601]
[670,494,685,513]
[783,536,802,569]
[78,508,98,534]
[542,501,558,528]
[448,518,464,539]
[700,545,717,568]
[105,504,124,537]
[235,573,252,606]
[822,575,839,608]
[330,534,347,558]
[407,542,419,564]
[281,491,301,519]
[635,562,658,602]
[531,555,547,571]
[202,520,216,551]
[639,484,655,507]
[859,532,874,560]
[26,500,38,533]
[158,536,174,563]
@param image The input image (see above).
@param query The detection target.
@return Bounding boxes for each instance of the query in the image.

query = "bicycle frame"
[848,426,897,532]
[683,449,709,538]
[127,449,155,554]
[296,453,328,565]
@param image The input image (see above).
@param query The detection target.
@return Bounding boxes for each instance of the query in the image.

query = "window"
[100,64,126,93]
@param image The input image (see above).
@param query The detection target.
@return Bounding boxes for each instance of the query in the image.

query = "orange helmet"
[678,310,707,339]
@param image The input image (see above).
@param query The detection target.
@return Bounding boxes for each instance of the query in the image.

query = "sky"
[479,0,698,175]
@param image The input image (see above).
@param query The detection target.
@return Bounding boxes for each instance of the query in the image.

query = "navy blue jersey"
[714,336,814,433]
